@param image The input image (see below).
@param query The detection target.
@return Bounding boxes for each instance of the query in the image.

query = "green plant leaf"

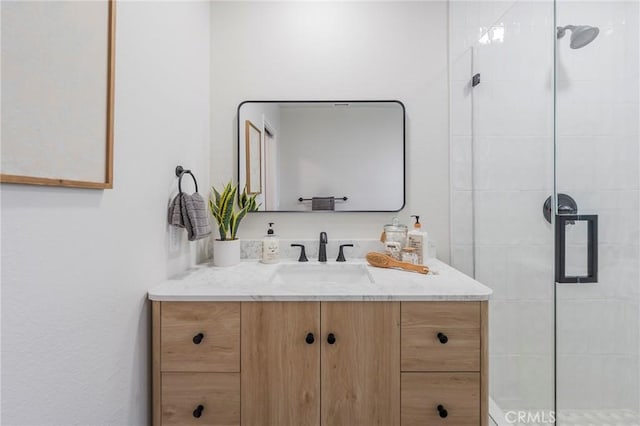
[210,181,259,240]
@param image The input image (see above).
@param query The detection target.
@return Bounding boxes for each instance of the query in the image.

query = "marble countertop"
[148,258,492,301]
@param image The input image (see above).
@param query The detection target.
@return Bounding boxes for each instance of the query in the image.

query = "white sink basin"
[270,263,374,285]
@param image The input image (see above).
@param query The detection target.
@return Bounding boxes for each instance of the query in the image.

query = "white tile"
[451,81,473,136]
[557,354,639,409]
[474,136,553,191]
[490,354,554,411]
[476,245,508,299]
[506,245,554,300]
[451,46,473,82]
[556,136,639,191]
[476,81,553,138]
[451,244,474,277]
[452,136,472,191]
[556,245,640,301]
[474,191,553,246]
[555,100,615,137]
[557,300,639,356]
[505,300,554,356]
[489,300,511,355]
[452,190,474,245]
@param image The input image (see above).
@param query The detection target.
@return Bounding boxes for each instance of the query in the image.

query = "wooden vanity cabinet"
[152,300,488,426]
[400,302,489,426]
[321,302,400,426]
[153,302,241,426]
[241,302,321,426]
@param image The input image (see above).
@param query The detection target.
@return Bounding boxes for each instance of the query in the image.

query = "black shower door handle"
[555,214,598,283]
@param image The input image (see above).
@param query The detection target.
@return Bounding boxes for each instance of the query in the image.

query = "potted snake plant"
[209,181,260,266]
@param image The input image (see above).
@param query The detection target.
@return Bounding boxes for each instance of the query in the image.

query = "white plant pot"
[213,239,241,267]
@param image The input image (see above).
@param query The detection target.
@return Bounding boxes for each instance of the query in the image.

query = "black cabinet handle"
[437,404,448,418]
[305,333,315,344]
[437,332,448,344]
[327,333,336,345]
[192,333,204,344]
[193,404,204,418]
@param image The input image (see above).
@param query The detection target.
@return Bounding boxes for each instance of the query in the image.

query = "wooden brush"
[366,252,429,274]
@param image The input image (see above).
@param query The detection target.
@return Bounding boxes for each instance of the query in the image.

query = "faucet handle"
[291,244,308,262]
[336,244,354,262]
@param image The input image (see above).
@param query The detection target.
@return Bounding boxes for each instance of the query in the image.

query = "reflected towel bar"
[298,196,348,202]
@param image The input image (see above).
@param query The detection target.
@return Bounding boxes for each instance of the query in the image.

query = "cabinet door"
[321,302,400,426]
[241,302,320,426]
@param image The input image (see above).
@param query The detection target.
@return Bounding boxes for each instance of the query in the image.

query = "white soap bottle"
[261,222,280,264]
[408,215,429,265]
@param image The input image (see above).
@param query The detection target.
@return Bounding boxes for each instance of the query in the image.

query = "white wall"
[277,104,404,211]
[210,1,450,259]
[1,2,210,424]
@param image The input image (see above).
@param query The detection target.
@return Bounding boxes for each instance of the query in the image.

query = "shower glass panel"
[451,1,639,424]
[449,1,556,422]
[554,1,640,423]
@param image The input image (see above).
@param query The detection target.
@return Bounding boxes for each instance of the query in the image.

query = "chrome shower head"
[557,25,600,49]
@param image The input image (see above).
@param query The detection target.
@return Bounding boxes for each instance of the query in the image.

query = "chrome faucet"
[319,232,328,262]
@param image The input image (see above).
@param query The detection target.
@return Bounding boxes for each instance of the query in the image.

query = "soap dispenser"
[261,222,280,264]
[408,215,429,265]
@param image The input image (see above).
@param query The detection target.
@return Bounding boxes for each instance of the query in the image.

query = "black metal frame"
[236,100,406,213]
[555,214,598,283]
[175,165,198,194]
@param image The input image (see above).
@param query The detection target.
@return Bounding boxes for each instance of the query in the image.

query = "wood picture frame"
[0,0,116,189]
[245,120,262,195]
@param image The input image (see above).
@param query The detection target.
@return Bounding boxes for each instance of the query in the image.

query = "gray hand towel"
[180,192,212,241]
[168,193,185,228]
[312,196,335,211]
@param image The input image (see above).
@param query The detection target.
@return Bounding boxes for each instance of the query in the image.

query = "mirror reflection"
[238,101,405,212]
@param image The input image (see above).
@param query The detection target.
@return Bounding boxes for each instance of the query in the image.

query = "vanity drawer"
[161,372,240,426]
[401,302,480,371]
[401,372,479,426]
[160,302,240,372]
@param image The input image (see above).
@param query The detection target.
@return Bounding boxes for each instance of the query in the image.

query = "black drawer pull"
[192,333,204,344]
[437,332,448,344]
[437,404,448,418]
[327,333,336,345]
[305,333,315,344]
[193,404,204,418]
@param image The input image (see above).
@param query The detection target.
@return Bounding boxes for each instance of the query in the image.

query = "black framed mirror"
[237,100,405,212]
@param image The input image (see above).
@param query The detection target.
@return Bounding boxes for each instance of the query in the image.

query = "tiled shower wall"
[450,0,639,414]
[555,0,639,411]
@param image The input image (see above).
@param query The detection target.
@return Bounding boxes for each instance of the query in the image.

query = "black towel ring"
[175,165,198,194]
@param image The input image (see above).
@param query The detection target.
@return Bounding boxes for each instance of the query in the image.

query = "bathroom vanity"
[148,259,491,426]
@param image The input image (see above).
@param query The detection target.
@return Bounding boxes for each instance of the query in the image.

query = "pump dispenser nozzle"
[411,215,421,229]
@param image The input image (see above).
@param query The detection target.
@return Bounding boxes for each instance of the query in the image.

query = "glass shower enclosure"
[449,1,639,424]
